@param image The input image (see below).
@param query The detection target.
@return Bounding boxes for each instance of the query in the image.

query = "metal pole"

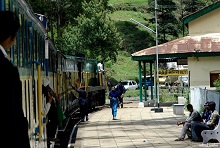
[130,9,163,111]
[155,0,160,108]
[130,18,156,34]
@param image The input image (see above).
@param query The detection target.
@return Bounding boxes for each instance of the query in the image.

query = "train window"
[33,30,38,70]
[39,37,45,70]
[13,42,18,66]
[24,81,28,119]
[51,52,57,72]
[20,15,25,67]
[22,19,28,67]
[17,13,23,67]
[47,49,50,71]
[27,24,32,68]
[11,11,21,67]
[3,0,10,11]
[33,79,37,123]
[13,28,20,66]
[36,32,43,69]
[28,80,31,128]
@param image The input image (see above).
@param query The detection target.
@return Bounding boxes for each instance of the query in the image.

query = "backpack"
[79,97,87,106]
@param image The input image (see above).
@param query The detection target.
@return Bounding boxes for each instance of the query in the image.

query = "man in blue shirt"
[115,81,126,108]
[201,102,212,123]
[74,86,89,122]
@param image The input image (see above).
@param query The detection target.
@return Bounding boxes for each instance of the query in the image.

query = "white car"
[175,76,189,87]
[120,80,139,90]
[181,76,189,87]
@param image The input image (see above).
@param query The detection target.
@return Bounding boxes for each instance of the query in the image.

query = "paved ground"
[72,100,220,148]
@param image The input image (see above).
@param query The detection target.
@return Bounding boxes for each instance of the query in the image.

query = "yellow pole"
[85,72,88,91]
[99,72,103,86]
[56,73,59,96]
[37,64,43,140]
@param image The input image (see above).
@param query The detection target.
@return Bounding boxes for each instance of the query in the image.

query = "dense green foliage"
[27,0,215,82]
[148,0,179,44]
[60,1,121,62]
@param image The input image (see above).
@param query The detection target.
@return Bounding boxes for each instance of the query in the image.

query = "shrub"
[213,76,220,92]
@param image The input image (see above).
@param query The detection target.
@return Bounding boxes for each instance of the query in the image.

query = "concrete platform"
[73,100,218,148]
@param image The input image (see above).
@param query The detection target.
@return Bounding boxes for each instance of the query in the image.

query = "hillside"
[105,51,139,86]
[105,0,151,83]
[105,0,212,83]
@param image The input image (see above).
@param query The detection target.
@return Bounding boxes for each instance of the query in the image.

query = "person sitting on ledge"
[175,104,202,141]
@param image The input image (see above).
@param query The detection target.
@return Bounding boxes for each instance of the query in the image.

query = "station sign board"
[158,69,188,76]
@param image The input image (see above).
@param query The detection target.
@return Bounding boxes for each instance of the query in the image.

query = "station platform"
[72,99,219,148]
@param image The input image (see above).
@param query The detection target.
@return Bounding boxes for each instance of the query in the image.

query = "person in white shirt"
[42,96,53,116]
[97,61,104,72]
[42,78,60,147]
[42,80,54,116]
[97,61,105,86]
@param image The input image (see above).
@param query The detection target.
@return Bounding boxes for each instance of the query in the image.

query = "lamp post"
[130,0,163,112]
[154,0,163,112]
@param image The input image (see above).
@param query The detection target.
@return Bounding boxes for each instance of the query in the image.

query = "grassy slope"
[106,0,149,84]
[109,10,150,26]
[108,0,150,27]
[109,0,148,6]
[105,51,139,85]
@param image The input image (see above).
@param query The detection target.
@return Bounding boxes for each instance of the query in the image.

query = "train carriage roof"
[12,0,47,35]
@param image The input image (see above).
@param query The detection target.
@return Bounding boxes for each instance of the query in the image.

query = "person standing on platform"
[115,81,126,108]
[74,86,89,122]
[0,11,30,147]
[109,86,120,120]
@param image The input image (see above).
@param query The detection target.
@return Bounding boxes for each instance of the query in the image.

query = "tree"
[181,0,206,17]
[157,0,179,43]
[148,0,179,44]
[60,1,122,62]
[26,0,48,14]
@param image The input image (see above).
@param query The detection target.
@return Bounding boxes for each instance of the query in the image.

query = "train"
[1,0,107,147]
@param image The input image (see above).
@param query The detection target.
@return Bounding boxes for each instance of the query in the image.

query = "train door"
[77,61,84,86]
[28,22,45,147]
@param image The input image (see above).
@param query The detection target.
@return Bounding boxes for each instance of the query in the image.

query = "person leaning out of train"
[42,87,54,116]
[0,11,30,147]
[42,79,60,146]
[42,79,57,115]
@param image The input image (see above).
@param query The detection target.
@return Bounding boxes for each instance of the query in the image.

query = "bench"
[201,116,220,144]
